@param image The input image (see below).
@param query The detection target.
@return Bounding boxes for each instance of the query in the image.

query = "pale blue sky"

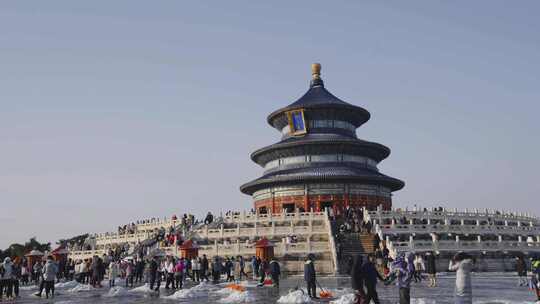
[1,1,539,248]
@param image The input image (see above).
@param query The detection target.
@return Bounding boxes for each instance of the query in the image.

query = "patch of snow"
[218,290,255,303]
[129,284,154,294]
[55,281,79,289]
[163,282,216,300]
[277,290,312,304]
[19,285,38,291]
[67,283,94,293]
[215,287,236,295]
[104,286,129,297]
[164,288,203,299]
[191,281,218,291]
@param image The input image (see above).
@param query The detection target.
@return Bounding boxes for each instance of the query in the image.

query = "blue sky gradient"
[1,1,539,248]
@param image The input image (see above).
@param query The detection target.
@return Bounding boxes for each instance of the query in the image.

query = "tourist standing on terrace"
[108,260,119,287]
[125,259,134,288]
[393,253,415,304]
[20,260,29,286]
[192,256,200,283]
[0,257,15,301]
[351,255,366,304]
[42,256,58,299]
[149,256,159,291]
[225,257,234,282]
[174,258,184,289]
[425,252,437,287]
[164,256,175,289]
[233,257,241,283]
[211,256,222,283]
[413,254,425,283]
[200,254,209,282]
[362,254,385,304]
[258,258,269,286]
[251,256,259,280]
[269,258,281,288]
[515,256,527,286]
[135,258,145,284]
[238,256,248,280]
[449,252,474,304]
[304,254,318,299]
[32,259,43,284]
[90,256,102,288]
[11,259,21,298]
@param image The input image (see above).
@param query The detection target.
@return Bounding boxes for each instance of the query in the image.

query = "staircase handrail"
[324,209,339,274]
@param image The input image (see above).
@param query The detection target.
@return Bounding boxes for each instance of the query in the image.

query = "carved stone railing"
[68,249,106,260]
[387,239,540,253]
[368,208,539,226]
[323,209,339,274]
[167,240,330,257]
[376,223,540,236]
[222,211,327,224]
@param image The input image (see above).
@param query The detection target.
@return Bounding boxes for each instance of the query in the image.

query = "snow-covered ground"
[16,274,540,303]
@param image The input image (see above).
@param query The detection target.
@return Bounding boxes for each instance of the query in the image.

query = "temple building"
[241,64,405,214]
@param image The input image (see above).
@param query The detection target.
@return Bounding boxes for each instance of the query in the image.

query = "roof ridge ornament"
[310,63,324,87]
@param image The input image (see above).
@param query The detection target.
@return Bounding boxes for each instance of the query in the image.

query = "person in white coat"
[449,252,474,304]
[191,257,200,283]
[42,256,58,299]
[0,257,15,300]
[108,261,119,287]
[413,254,425,282]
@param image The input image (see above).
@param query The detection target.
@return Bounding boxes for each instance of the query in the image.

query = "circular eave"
[267,85,371,129]
[250,135,391,166]
[240,166,405,195]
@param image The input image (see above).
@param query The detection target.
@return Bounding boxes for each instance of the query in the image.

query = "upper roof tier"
[267,63,371,131]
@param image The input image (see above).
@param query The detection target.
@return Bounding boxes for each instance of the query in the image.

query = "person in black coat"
[258,259,269,286]
[425,252,437,287]
[149,257,159,291]
[351,255,364,291]
[362,254,385,304]
[200,255,210,282]
[516,256,527,286]
[304,255,317,299]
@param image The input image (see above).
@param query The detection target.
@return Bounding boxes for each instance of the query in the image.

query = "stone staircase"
[338,232,377,274]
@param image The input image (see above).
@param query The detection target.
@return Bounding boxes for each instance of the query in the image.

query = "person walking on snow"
[392,252,415,304]
[304,254,318,299]
[108,261,119,287]
[42,256,58,299]
[362,254,385,304]
[0,257,15,301]
[425,252,437,287]
[449,252,474,304]
[515,256,527,286]
[269,258,281,288]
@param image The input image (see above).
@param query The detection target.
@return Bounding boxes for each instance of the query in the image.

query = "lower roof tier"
[240,164,405,195]
[251,133,391,166]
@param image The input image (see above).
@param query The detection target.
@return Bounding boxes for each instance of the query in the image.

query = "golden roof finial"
[311,63,321,80]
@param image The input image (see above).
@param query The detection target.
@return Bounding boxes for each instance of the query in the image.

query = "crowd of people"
[346,251,540,304]
[0,249,287,301]
[2,248,540,303]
